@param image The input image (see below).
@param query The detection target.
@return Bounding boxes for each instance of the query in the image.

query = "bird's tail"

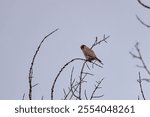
[96,57,104,65]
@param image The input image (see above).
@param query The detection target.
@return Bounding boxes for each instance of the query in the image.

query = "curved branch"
[137,0,150,9]
[136,15,150,28]
[51,58,85,100]
[28,28,59,100]
[51,57,103,100]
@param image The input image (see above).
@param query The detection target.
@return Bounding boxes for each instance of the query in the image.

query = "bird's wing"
[84,46,96,58]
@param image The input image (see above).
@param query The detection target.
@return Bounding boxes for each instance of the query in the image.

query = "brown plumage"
[80,45,103,65]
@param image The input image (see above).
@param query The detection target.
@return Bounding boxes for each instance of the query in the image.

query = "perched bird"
[80,45,103,65]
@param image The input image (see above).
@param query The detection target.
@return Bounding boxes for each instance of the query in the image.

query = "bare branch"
[138,95,140,100]
[129,51,140,59]
[82,72,94,76]
[70,67,80,99]
[64,69,93,100]
[51,58,86,100]
[136,15,150,28]
[67,70,76,99]
[63,65,86,100]
[32,83,39,88]
[79,61,86,100]
[63,75,85,100]
[92,95,104,99]
[136,65,145,68]
[90,78,104,100]
[69,85,79,100]
[28,28,59,100]
[136,0,150,28]
[137,72,146,100]
[142,78,150,82]
[51,57,102,100]
[91,35,110,49]
[84,90,88,100]
[85,62,91,70]
[63,89,67,99]
[137,0,150,9]
[22,93,25,100]
[70,67,74,81]
[130,42,150,76]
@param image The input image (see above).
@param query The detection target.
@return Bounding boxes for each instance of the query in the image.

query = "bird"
[80,45,103,65]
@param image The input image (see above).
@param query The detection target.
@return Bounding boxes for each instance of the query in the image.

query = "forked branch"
[129,42,150,76]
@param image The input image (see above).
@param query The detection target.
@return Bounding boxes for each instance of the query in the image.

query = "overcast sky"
[0,0,150,100]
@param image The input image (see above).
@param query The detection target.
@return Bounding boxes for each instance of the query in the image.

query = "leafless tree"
[26,26,109,100]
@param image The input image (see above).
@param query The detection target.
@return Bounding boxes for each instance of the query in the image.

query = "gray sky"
[0,0,150,100]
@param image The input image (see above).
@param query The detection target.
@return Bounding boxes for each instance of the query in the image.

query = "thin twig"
[28,28,59,100]
[69,73,90,99]
[70,67,80,99]
[79,61,86,100]
[142,78,150,82]
[63,89,67,99]
[138,95,140,100]
[84,90,88,100]
[129,51,140,59]
[129,42,150,76]
[137,72,146,100]
[65,70,91,100]
[32,83,39,88]
[63,66,94,100]
[85,62,90,70]
[63,71,76,100]
[22,93,25,100]
[136,15,150,28]
[92,95,104,99]
[91,35,110,49]
[82,72,94,76]
[90,78,104,100]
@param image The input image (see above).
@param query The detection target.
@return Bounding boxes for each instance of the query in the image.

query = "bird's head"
[80,45,86,50]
